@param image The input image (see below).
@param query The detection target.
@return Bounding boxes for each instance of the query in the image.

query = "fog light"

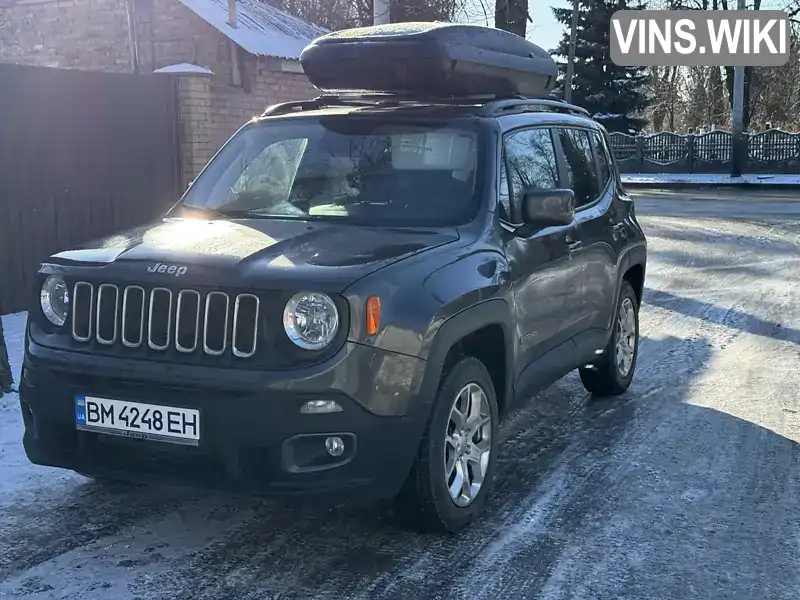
[300,400,343,414]
[325,436,345,457]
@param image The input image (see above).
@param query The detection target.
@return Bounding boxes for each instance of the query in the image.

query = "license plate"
[75,396,200,446]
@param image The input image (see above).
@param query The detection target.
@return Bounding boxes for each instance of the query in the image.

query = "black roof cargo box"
[300,22,558,99]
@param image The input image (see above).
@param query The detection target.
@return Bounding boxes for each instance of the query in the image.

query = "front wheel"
[395,356,499,534]
[579,280,640,397]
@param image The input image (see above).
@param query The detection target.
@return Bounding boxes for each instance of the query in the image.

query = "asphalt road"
[1,187,799,600]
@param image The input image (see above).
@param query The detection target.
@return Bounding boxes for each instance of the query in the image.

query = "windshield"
[176,117,484,226]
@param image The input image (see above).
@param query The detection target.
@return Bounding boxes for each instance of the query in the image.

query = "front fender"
[416,298,515,411]
[343,247,506,359]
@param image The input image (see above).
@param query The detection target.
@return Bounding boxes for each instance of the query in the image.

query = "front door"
[556,127,618,335]
[499,126,584,388]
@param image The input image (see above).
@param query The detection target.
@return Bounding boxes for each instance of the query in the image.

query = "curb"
[622,180,800,190]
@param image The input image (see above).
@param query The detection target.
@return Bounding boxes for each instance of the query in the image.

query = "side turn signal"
[366,296,381,336]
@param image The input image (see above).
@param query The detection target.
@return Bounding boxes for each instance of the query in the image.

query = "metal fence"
[0,63,183,314]
[608,130,800,174]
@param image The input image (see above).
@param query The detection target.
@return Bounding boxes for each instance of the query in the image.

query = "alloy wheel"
[444,382,492,507]
[615,297,637,377]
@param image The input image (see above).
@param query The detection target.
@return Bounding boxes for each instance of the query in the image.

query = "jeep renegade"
[20,92,646,533]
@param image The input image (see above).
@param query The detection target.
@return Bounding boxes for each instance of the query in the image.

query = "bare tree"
[277,0,463,29]
[494,0,530,36]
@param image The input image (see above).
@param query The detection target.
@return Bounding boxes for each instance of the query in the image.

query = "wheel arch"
[616,244,647,308]
[418,299,515,416]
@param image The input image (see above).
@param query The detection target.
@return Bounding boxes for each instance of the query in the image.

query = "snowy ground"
[2,187,800,599]
[622,172,800,186]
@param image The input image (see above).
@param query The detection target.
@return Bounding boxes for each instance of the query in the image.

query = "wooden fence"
[609,130,800,174]
[0,64,183,314]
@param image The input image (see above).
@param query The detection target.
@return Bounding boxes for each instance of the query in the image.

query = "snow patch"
[0,312,39,498]
[176,0,328,60]
[154,63,214,75]
[450,463,574,598]
[622,173,800,186]
[1,312,25,389]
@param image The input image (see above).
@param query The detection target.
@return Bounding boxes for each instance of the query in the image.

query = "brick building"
[0,0,325,183]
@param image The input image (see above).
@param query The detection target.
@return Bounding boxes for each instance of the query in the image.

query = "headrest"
[391,132,476,170]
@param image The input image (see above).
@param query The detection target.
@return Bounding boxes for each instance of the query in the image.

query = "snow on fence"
[608,129,800,174]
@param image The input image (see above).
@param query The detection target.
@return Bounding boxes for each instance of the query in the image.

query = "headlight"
[283,292,339,350]
[40,275,70,327]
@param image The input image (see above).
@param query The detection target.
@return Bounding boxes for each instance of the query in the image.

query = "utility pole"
[730,0,746,177]
[374,0,390,24]
[228,0,241,87]
[564,0,579,103]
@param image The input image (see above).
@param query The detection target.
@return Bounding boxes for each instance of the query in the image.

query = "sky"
[527,0,567,52]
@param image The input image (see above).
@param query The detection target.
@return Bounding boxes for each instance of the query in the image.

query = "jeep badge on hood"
[147,262,187,276]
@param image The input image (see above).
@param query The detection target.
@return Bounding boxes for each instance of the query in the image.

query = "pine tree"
[551,0,652,134]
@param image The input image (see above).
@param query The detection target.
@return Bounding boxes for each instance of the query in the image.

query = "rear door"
[499,126,583,384]
[556,127,618,335]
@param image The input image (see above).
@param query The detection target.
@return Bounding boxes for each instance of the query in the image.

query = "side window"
[591,131,611,190]
[558,128,599,208]
[502,128,559,221]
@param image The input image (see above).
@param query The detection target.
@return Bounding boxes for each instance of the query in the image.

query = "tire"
[579,280,640,397]
[394,356,500,534]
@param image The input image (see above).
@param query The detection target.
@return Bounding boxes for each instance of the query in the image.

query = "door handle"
[566,240,582,253]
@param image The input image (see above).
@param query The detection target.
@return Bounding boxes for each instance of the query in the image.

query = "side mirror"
[522,188,575,227]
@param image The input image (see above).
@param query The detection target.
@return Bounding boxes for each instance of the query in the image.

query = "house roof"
[176,0,328,60]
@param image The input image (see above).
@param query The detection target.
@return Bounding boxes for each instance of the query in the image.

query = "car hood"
[50,217,459,291]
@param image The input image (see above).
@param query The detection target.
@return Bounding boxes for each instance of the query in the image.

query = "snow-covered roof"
[154,63,214,75]
[176,0,328,60]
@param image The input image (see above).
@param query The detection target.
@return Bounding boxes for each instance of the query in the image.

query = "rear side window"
[558,128,599,208]
[502,127,559,221]
[591,131,611,190]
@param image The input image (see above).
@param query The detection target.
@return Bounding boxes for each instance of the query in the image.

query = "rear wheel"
[579,280,639,397]
[395,356,499,533]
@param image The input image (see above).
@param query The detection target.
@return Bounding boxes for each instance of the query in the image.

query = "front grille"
[70,282,260,359]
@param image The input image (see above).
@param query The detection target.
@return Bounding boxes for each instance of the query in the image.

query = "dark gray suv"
[19,23,647,534]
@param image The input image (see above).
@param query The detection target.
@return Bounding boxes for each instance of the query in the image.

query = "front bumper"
[20,341,431,502]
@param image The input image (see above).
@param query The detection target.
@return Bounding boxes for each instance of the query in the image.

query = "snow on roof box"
[300,22,558,99]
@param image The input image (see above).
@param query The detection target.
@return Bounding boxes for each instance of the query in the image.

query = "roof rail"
[260,93,591,119]
[262,99,325,116]
[261,94,401,117]
[479,98,590,118]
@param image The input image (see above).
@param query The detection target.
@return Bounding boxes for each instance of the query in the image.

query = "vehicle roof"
[254,99,604,131]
